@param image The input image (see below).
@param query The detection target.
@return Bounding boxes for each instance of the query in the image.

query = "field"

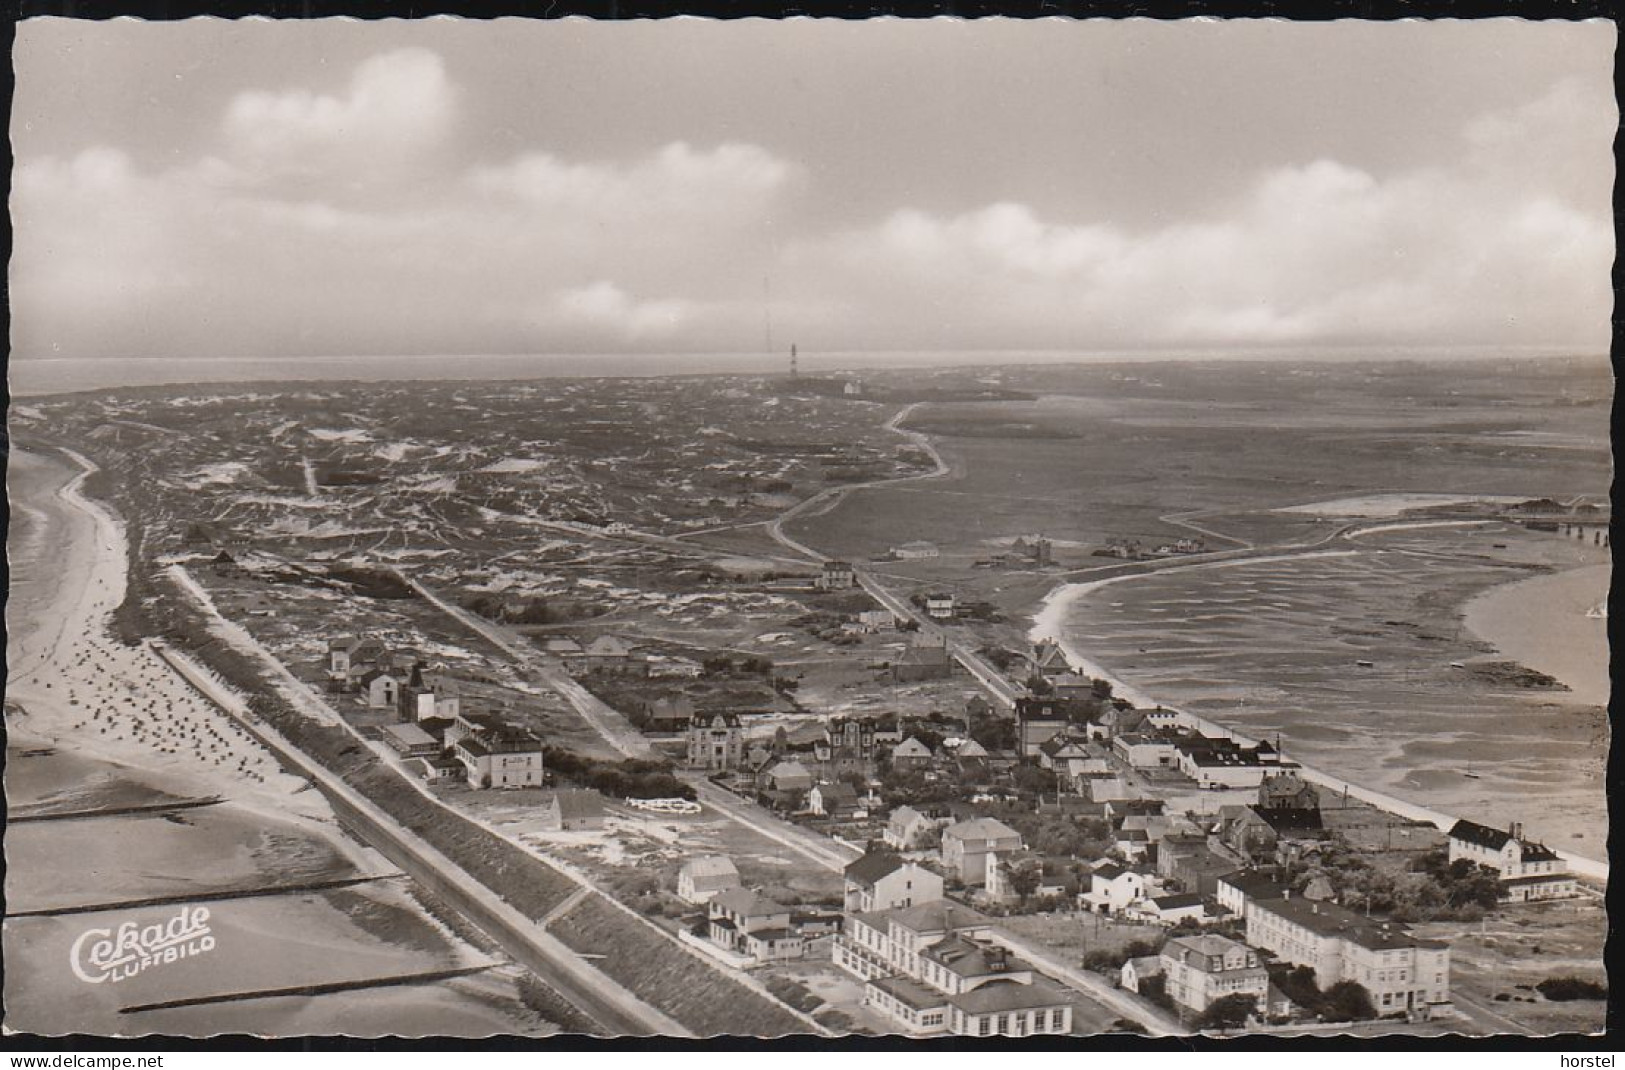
[548,894,815,1037]
[1412,898,1607,1035]
[786,357,1609,561]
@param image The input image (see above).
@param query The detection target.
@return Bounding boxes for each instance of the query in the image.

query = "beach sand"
[1464,563,1609,708]
[5,446,552,1037]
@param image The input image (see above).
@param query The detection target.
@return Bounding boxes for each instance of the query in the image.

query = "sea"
[7,345,1584,397]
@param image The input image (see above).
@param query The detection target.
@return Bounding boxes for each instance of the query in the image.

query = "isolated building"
[1446,820,1577,901]
[687,712,746,771]
[677,855,741,904]
[454,726,545,789]
[818,560,857,590]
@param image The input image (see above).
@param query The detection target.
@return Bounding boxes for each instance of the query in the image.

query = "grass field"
[549,894,815,1037]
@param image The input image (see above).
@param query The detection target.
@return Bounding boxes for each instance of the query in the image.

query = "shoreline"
[1462,563,1610,707]
[1027,553,1608,881]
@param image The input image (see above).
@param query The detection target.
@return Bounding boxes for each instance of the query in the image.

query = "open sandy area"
[5,447,552,1037]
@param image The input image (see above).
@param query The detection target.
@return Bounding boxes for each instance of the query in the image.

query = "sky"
[10,18,1617,364]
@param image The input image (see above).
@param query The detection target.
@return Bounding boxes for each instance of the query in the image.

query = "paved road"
[763,402,1024,709]
[388,568,655,760]
[984,930,1182,1037]
[689,780,861,873]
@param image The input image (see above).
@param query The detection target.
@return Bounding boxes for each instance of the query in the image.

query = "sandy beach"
[1464,563,1610,707]
[5,446,553,1037]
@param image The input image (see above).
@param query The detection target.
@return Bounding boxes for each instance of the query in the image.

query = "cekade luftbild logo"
[70,905,216,984]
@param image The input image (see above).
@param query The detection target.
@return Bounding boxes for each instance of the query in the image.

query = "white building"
[1447,820,1577,901]
[1245,895,1451,1019]
[1159,934,1269,1015]
[834,902,1074,1037]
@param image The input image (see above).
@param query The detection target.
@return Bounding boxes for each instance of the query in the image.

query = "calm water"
[8,345,1575,396]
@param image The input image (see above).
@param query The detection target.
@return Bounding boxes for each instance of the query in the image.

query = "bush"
[1083,938,1161,974]
[545,747,696,800]
[1322,981,1378,1022]
[1536,977,1607,1002]
[1196,993,1258,1032]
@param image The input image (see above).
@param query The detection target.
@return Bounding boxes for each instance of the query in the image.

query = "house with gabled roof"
[885,805,949,851]
[361,667,403,709]
[541,789,604,831]
[1447,819,1576,901]
[582,634,642,674]
[707,888,804,962]
[844,850,944,912]
[941,817,1022,884]
[1032,639,1070,676]
[809,780,861,819]
[890,736,934,770]
[1133,893,1209,925]
[1120,955,1164,994]
[677,855,742,904]
[892,640,956,683]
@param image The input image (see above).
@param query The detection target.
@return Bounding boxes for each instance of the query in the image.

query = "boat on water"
[1586,601,1608,620]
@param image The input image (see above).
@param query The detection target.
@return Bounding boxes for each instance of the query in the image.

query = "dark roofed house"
[892,641,956,683]
[1448,819,1577,901]
[844,850,944,912]
[687,711,745,771]
[1225,806,1327,857]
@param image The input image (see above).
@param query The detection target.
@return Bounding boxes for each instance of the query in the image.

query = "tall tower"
[790,343,798,379]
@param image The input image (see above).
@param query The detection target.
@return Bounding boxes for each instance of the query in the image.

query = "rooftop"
[1252,895,1448,952]
[885,900,987,937]
[948,977,1075,1016]
[844,850,907,887]
[680,855,739,880]
[944,816,1018,842]
[870,975,948,1012]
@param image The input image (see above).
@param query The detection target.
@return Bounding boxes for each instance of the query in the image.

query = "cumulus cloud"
[8,51,1611,362]
[220,48,455,188]
[784,80,1613,352]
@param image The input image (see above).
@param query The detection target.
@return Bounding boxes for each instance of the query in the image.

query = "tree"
[1091,677,1114,701]
[1007,862,1043,906]
[1195,993,1257,1032]
[1322,981,1377,1022]
[1012,763,1059,798]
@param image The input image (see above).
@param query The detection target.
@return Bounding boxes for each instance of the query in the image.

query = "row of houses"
[539,634,703,679]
